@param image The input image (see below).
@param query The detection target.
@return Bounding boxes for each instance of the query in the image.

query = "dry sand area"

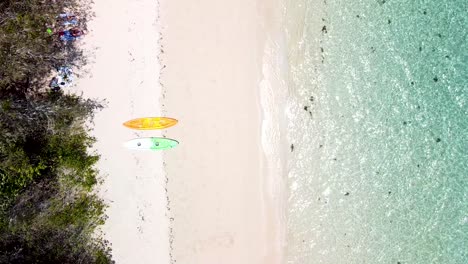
[76,0,169,263]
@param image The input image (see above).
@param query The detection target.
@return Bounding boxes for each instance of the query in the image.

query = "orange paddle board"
[123,117,178,130]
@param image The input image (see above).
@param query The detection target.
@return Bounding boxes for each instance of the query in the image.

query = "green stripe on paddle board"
[124,137,179,150]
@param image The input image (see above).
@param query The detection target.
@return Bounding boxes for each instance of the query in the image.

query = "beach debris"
[435,137,441,143]
[49,66,74,91]
[290,144,294,152]
[433,76,438,82]
[59,28,84,42]
[46,13,80,37]
[344,192,350,196]
[57,13,78,27]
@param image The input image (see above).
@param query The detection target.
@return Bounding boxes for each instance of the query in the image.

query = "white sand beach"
[75,0,169,263]
[160,0,284,263]
[76,0,285,263]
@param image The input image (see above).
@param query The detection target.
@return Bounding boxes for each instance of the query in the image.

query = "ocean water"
[280,0,468,263]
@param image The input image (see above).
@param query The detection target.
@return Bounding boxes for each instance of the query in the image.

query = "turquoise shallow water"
[282,0,467,263]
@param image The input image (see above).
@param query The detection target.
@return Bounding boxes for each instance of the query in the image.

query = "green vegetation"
[0,1,113,263]
[0,0,92,95]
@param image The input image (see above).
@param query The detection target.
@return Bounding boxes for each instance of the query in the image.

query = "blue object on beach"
[63,19,78,26]
[58,13,72,18]
[60,30,78,42]
[58,13,78,26]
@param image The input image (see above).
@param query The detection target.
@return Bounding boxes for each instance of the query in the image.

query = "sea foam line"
[259,25,290,261]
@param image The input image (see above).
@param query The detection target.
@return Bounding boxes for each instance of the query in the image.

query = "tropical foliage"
[0,0,113,263]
